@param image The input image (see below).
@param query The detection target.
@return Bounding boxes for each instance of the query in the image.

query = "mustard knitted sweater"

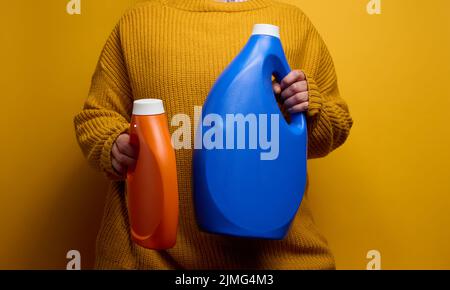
[74,0,352,270]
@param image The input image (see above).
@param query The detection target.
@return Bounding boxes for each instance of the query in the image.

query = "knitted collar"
[163,0,272,12]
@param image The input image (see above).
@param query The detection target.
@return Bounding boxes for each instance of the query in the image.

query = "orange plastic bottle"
[127,99,179,249]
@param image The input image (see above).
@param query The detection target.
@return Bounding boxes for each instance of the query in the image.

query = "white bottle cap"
[132,99,165,115]
[251,24,280,38]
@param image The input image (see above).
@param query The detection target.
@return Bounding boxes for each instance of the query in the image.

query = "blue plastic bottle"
[193,24,307,239]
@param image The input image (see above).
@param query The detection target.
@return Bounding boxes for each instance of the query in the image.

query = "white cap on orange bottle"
[132,99,165,115]
[251,24,280,39]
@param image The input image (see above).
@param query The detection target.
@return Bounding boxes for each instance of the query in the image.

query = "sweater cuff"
[100,121,130,181]
[304,73,323,118]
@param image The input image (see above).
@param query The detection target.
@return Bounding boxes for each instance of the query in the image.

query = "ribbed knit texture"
[74,0,353,269]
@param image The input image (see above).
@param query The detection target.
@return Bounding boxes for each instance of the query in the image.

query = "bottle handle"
[272,52,307,133]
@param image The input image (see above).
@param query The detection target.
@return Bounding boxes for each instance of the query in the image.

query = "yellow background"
[1,0,449,269]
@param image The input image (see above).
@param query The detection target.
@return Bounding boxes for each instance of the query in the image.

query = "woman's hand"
[273,70,309,113]
[111,133,137,176]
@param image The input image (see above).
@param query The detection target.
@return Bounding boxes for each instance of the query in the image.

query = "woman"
[74,0,353,269]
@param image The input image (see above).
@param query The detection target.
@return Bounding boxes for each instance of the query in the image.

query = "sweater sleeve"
[303,28,353,159]
[74,24,133,180]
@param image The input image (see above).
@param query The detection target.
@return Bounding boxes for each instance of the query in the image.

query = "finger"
[112,142,136,167]
[287,102,309,114]
[284,92,309,108]
[280,80,308,100]
[280,70,306,90]
[116,136,137,159]
[111,142,120,160]
[111,158,125,175]
[296,70,306,81]
[272,82,281,95]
